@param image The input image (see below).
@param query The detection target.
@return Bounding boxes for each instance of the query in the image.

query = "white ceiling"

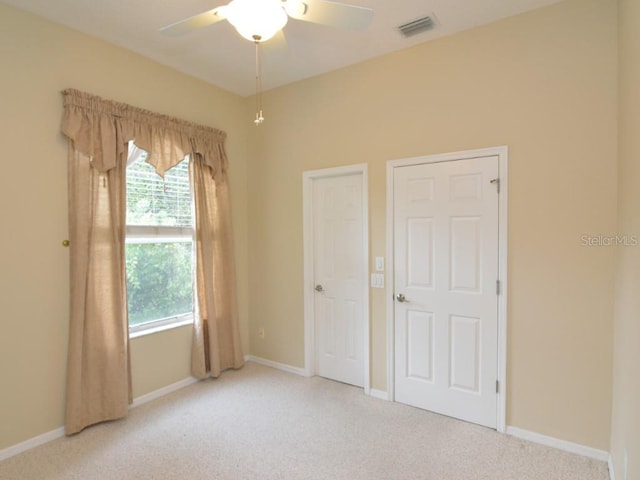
[3,0,562,96]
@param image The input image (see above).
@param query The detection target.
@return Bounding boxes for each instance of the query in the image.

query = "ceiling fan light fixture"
[225,0,288,42]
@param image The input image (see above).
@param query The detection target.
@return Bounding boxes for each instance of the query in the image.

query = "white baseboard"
[608,455,616,480]
[0,376,198,462]
[506,426,609,462]
[0,427,65,462]
[369,389,389,401]
[245,357,388,401]
[245,355,308,376]
[131,376,198,409]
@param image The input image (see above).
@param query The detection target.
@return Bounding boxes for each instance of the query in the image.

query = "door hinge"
[490,178,500,193]
[496,280,501,295]
[496,380,499,393]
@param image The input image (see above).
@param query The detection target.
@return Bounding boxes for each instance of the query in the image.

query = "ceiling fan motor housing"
[225,0,289,42]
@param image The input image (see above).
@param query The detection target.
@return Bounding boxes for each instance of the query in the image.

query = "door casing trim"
[303,164,370,393]
[385,146,508,433]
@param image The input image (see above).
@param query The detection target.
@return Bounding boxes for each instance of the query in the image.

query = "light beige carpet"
[0,362,609,480]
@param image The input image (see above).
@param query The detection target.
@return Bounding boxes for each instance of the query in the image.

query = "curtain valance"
[61,88,227,177]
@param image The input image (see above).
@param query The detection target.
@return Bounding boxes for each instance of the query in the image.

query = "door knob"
[396,293,408,303]
[315,284,324,292]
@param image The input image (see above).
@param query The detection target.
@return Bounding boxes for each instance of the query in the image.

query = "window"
[125,144,194,335]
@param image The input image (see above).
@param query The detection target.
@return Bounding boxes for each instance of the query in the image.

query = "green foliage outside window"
[126,242,193,325]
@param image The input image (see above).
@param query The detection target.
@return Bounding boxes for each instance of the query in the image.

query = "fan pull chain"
[254,35,265,125]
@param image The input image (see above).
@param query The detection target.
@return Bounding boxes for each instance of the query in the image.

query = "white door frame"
[386,146,508,432]
[303,164,370,394]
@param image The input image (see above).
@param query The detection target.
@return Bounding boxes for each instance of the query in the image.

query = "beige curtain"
[191,156,244,378]
[61,89,243,435]
[65,141,131,435]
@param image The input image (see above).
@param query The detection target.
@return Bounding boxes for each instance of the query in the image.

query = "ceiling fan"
[160,0,374,42]
[160,0,374,124]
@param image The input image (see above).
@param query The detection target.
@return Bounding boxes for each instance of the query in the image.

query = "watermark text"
[581,235,638,247]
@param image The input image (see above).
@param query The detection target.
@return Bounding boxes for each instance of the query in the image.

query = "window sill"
[129,317,193,339]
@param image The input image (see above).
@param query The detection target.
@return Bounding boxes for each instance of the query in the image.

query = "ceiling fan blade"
[285,0,373,31]
[159,6,228,37]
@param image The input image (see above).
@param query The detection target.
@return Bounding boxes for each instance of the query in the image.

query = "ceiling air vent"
[396,15,437,38]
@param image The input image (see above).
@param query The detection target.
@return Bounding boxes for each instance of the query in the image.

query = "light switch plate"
[371,273,384,288]
[375,257,385,272]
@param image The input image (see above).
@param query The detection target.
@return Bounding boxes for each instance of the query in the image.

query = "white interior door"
[393,156,499,428]
[313,173,364,387]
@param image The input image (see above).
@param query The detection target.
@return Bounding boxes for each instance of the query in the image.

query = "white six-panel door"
[393,156,499,428]
[313,173,365,387]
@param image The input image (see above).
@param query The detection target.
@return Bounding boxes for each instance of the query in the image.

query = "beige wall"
[246,0,617,450]
[610,0,640,477]
[0,4,250,450]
